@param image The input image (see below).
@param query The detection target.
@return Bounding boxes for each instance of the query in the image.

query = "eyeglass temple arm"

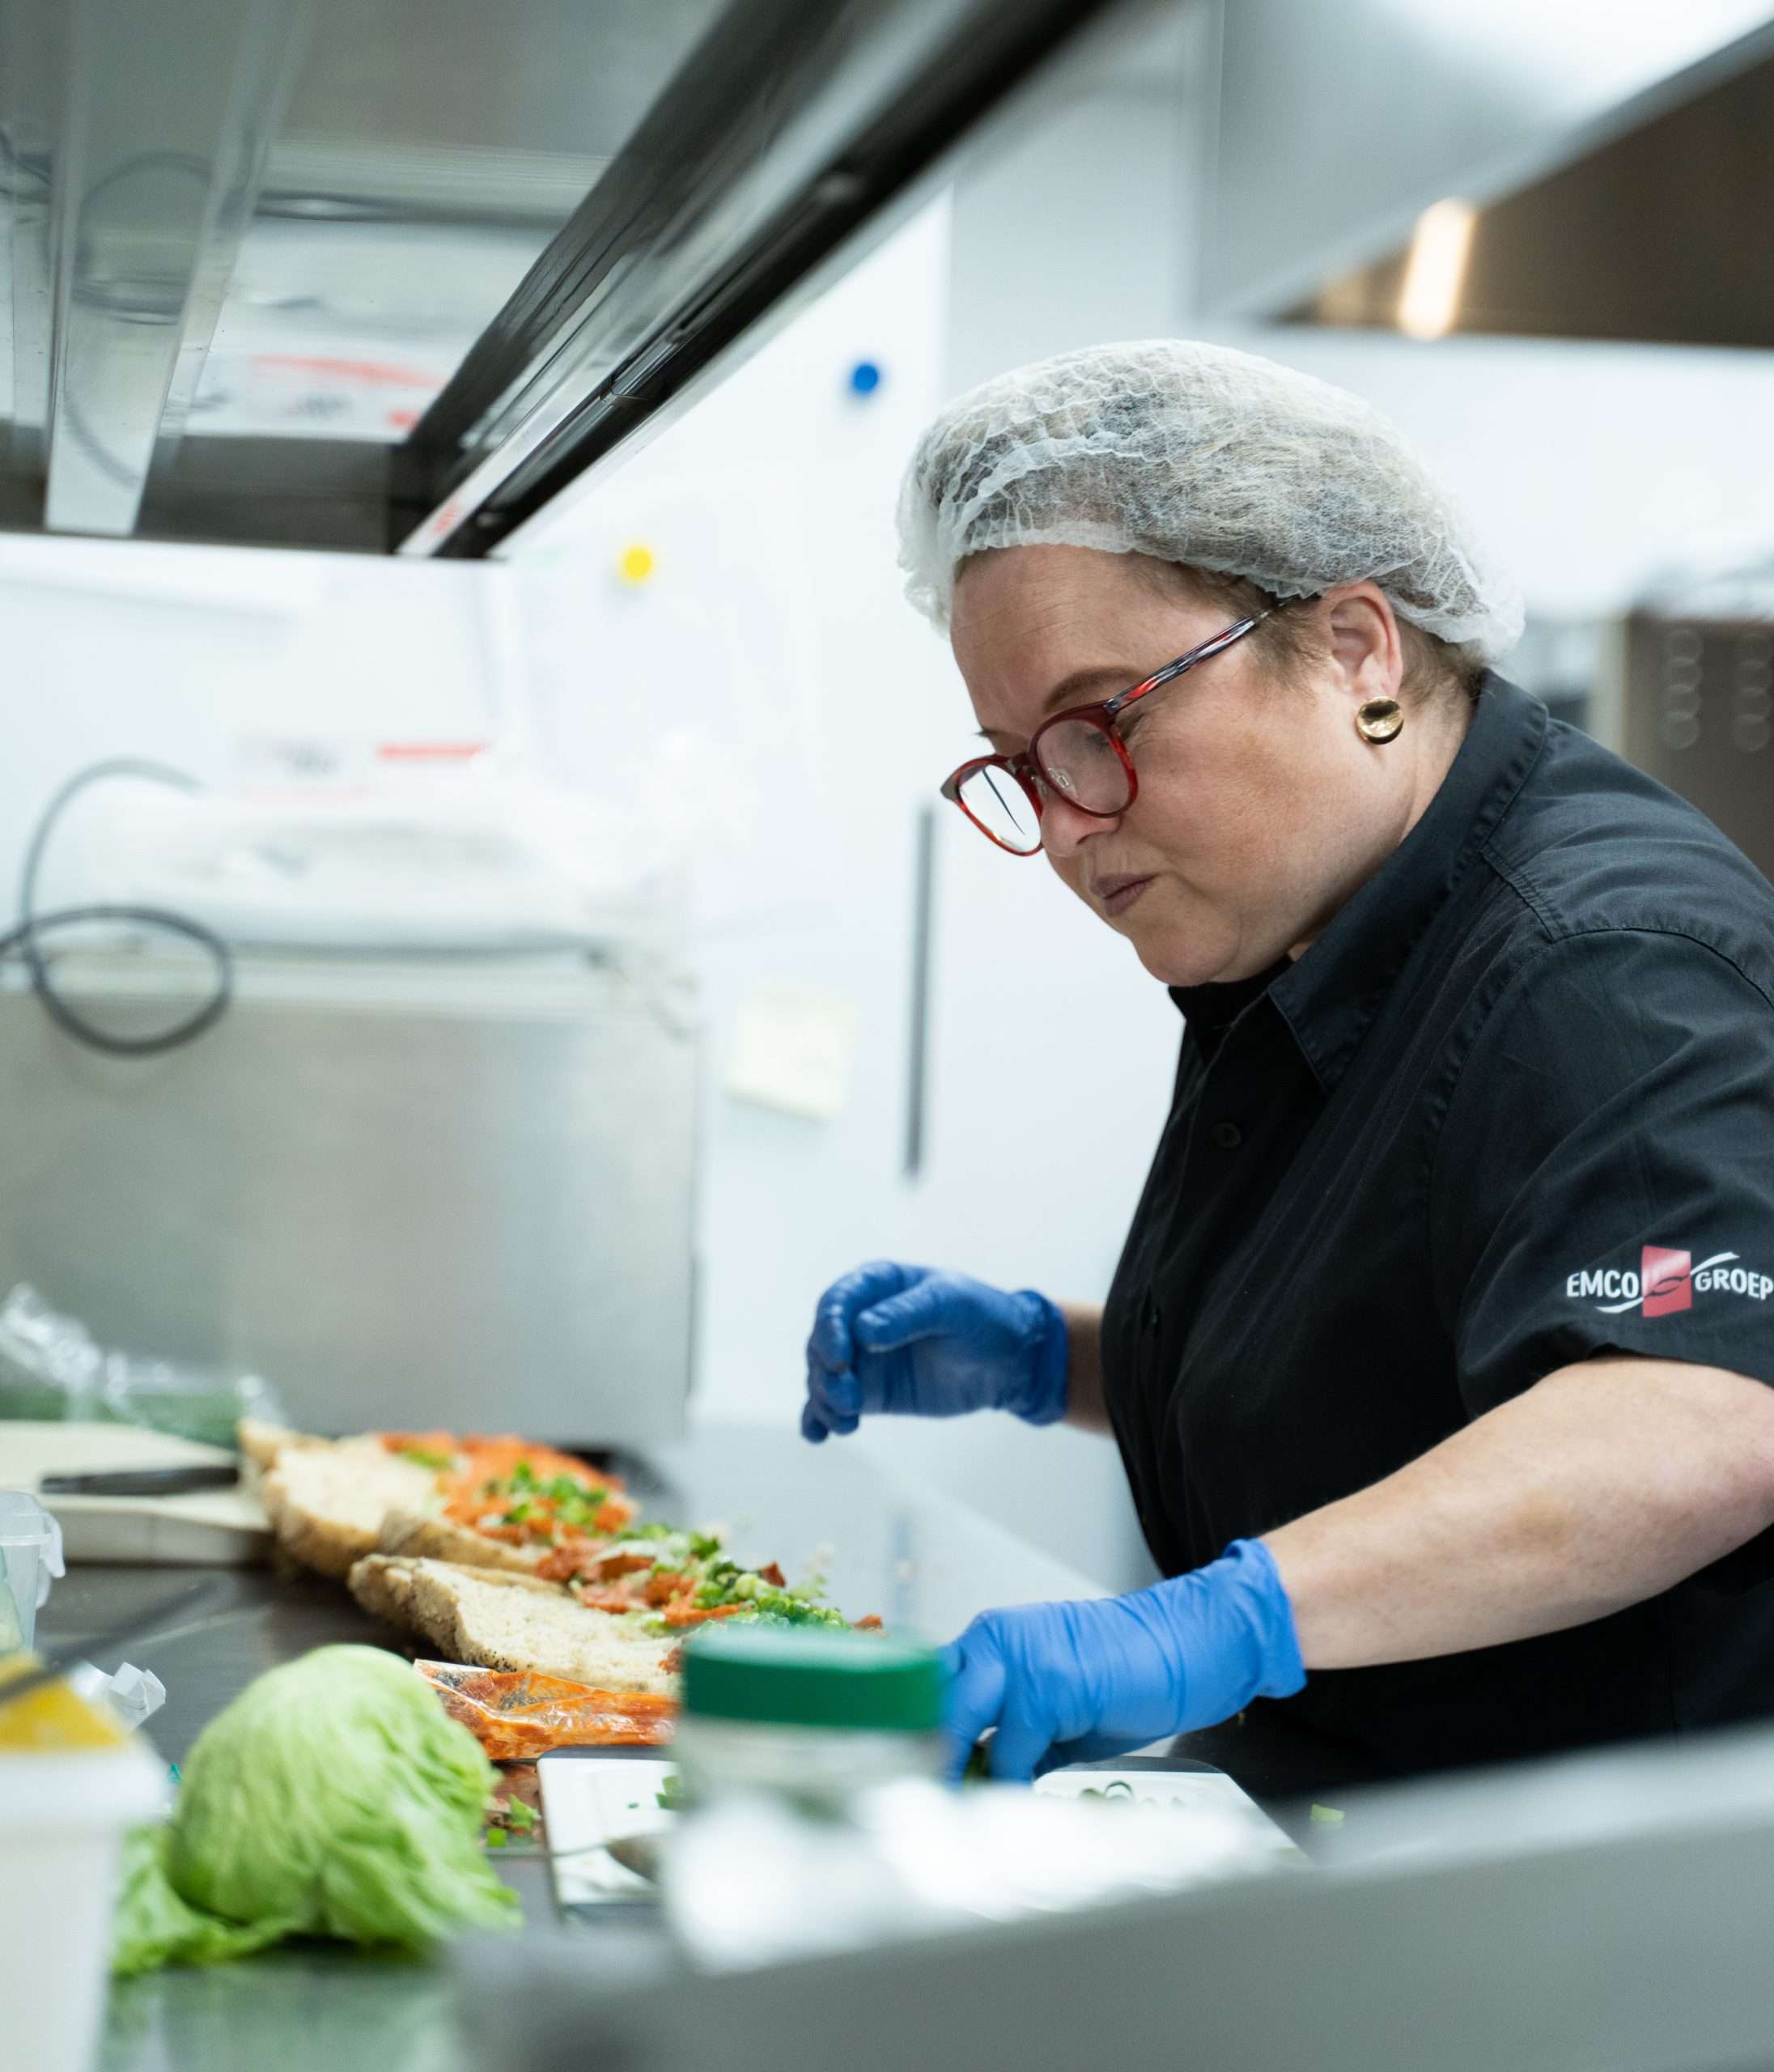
[1104,610,1272,718]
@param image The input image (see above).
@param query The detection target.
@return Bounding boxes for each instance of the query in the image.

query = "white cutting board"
[0,1422,271,1565]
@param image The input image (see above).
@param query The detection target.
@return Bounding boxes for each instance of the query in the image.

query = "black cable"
[0,759,233,1057]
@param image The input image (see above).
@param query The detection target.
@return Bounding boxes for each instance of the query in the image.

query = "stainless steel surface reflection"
[192,0,721,448]
[0,953,698,1447]
[3,0,722,541]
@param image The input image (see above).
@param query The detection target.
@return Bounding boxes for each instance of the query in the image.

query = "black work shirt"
[1101,673,1774,1788]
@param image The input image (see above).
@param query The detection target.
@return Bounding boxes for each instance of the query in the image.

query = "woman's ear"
[1322,584,1404,705]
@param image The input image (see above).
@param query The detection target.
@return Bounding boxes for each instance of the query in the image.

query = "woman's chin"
[1128,925,1239,991]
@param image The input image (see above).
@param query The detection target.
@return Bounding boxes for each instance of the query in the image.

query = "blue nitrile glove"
[800,1261,1069,1443]
[944,1539,1305,1781]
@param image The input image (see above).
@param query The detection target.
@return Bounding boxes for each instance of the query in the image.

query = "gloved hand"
[944,1539,1305,1781]
[801,1261,1068,1443]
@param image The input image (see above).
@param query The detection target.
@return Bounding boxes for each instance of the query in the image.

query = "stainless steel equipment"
[1205,0,1774,343]
[0,950,697,1441]
[1614,570,1774,883]
[0,0,1120,556]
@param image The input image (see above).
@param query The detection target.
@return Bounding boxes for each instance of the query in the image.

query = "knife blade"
[39,1464,241,1498]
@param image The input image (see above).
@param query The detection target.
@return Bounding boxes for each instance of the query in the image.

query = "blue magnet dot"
[848,359,883,397]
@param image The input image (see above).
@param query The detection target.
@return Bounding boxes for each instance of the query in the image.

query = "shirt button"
[1208,1119,1243,1150]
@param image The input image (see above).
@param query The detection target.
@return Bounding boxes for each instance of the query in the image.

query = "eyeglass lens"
[1035,718,1132,814]
[956,764,1042,852]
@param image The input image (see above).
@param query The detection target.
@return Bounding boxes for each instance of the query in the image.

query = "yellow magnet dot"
[617,543,656,585]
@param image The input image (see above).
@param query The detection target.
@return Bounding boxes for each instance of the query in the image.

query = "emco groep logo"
[1565,1244,1772,1318]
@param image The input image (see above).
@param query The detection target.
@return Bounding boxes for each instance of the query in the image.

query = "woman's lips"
[1095,873,1155,917]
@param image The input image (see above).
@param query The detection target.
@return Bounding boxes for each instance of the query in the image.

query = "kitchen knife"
[39,1464,241,1498]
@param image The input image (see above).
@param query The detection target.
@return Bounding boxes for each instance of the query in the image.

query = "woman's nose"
[1039,792,1117,859]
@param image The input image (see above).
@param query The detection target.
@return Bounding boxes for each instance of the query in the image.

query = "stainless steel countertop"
[42,1424,1110,2072]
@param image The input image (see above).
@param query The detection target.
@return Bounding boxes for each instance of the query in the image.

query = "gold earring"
[1355,698,1403,745]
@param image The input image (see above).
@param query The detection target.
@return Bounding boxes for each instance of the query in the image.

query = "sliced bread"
[377,1509,550,1574]
[260,1437,437,1581]
[236,1417,316,1471]
[347,1555,678,1696]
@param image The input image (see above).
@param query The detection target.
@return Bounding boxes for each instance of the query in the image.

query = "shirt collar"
[1169,673,1548,1089]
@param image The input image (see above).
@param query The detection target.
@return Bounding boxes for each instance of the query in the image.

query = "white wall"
[512,201,1170,1594]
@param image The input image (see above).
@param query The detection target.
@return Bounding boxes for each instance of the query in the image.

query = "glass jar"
[673,1624,946,1819]
[663,1625,952,1968]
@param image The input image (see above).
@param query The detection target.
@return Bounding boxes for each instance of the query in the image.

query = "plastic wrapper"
[417,1662,677,1760]
[0,1284,282,1447]
[97,1662,168,1732]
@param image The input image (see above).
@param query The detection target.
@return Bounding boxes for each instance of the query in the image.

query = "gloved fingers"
[808,1260,918,1374]
[801,1401,859,1441]
[804,1366,861,1437]
[852,1280,953,1356]
[804,1362,861,1418]
[942,1628,1008,1779]
[986,1699,1058,1784]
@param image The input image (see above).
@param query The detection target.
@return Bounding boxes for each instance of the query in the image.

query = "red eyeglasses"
[940,612,1271,855]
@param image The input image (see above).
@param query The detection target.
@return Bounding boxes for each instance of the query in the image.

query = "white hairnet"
[896,340,1522,662]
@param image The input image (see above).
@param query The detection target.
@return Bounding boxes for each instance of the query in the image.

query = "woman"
[802,340,1774,1793]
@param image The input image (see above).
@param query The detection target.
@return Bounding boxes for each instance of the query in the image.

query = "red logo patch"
[1640,1245,1692,1317]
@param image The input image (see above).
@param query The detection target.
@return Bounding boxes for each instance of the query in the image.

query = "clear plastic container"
[0,1490,64,1655]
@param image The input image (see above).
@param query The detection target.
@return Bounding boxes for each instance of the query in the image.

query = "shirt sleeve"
[1432,925,1774,1417]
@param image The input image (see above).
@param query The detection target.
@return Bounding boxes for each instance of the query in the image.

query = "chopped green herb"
[504,1798,537,1832]
[485,1827,507,1849]
[545,1475,607,1506]
[656,1773,685,1812]
[399,1446,454,1471]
